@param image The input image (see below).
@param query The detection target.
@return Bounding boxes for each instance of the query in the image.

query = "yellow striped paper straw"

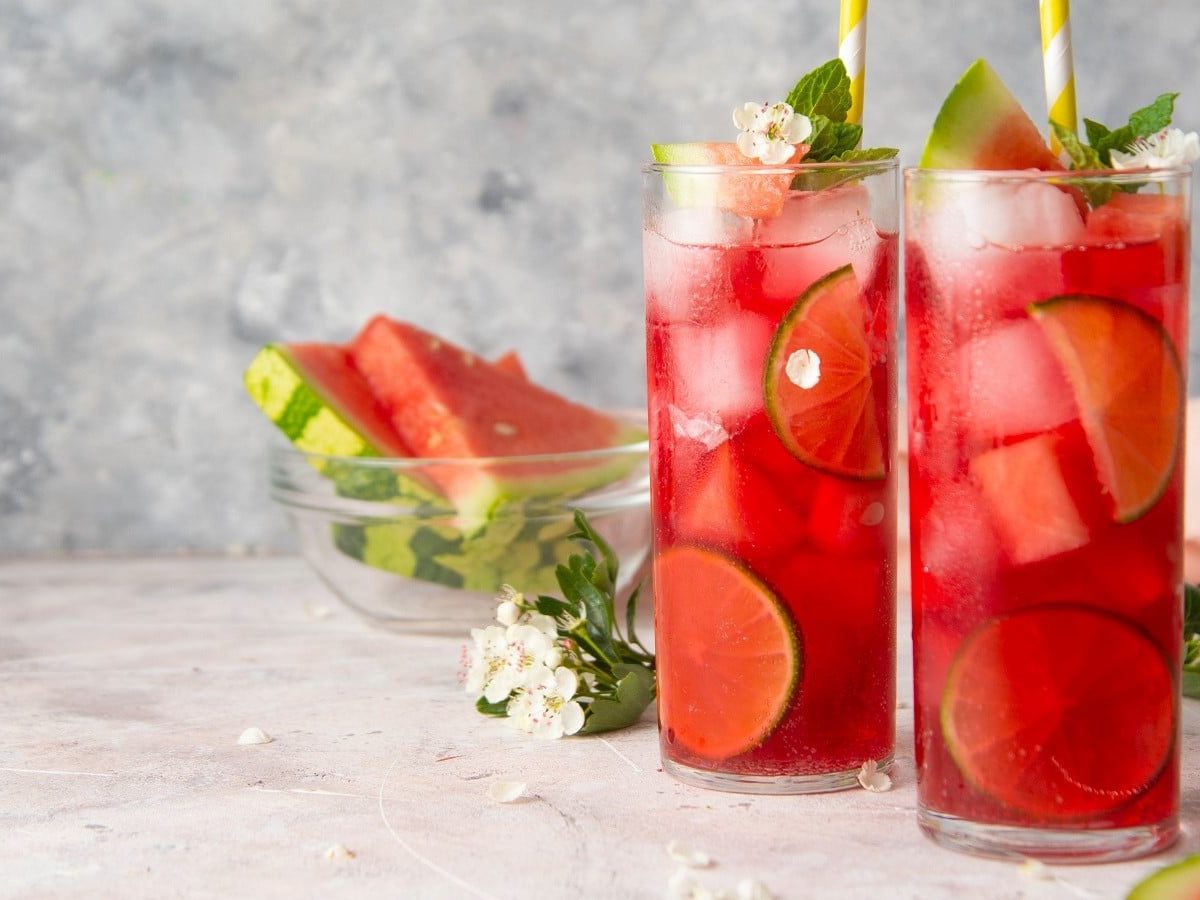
[839,0,868,126]
[1039,0,1078,155]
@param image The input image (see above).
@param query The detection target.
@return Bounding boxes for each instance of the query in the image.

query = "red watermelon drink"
[642,74,900,791]
[906,60,1193,860]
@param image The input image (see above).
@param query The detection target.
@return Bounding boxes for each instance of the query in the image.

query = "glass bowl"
[269,421,651,634]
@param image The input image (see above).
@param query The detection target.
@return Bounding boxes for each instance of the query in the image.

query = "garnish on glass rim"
[733,59,897,166]
[462,511,655,738]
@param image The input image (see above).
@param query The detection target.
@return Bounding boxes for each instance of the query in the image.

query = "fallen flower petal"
[323,844,355,861]
[1017,859,1052,880]
[857,759,892,792]
[237,727,272,746]
[667,839,713,868]
[736,879,775,900]
[487,779,527,803]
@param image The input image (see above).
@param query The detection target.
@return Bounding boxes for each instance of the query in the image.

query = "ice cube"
[664,313,775,431]
[957,318,1078,448]
[920,181,1086,251]
[668,405,729,450]
[644,211,754,325]
[755,184,872,247]
[653,207,754,246]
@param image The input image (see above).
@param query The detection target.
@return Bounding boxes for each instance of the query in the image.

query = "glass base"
[663,753,892,795]
[918,808,1178,864]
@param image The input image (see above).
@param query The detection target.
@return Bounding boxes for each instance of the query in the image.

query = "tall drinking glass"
[905,166,1191,860]
[643,160,899,792]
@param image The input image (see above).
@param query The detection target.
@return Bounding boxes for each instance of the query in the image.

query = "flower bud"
[544,646,565,668]
[496,600,520,626]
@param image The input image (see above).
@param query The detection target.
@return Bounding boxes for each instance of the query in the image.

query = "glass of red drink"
[643,159,899,792]
[905,166,1191,860]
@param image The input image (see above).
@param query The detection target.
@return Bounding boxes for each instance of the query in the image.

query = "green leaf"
[1185,668,1200,700]
[785,59,852,121]
[1083,117,1111,148]
[1185,583,1200,637]
[580,664,656,734]
[476,696,509,717]
[534,594,574,621]
[805,119,862,162]
[836,147,898,161]
[624,583,644,652]
[1129,93,1178,138]
[568,509,618,593]
[556,559,618,663]
[1051,121,1102,170]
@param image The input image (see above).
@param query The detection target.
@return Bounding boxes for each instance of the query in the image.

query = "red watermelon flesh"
[492,350,529,380]
[349,317,631,508]
[286,343,412,457]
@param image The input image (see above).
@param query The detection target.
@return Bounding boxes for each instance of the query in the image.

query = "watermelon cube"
[956,318,1078,448]
[969,433,1091,565]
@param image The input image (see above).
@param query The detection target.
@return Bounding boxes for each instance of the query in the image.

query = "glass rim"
[643,157,899,176]
[269,438,649,469]
[903,165,1192,185]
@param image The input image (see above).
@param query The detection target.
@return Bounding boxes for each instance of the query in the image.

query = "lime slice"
[1128,855,1200,899]
[942,606,1174,820]
[655,546,801,760]
[764,265,885,480]
[1031,295,1184,523]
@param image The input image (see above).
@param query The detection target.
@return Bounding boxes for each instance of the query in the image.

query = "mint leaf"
[1051,121,1102,170]
[1082,93,1177,166]
[1084,118,1111,148]
[1129,93,1178,137]
[786,59,852,122]
[836,147,898,161]
[806,118,862,161]
[580,664,655,734]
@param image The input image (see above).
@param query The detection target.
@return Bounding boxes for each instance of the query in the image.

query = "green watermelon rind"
[332,511,579,594]
[1127,855,1200,900]
[919,58,1061,171]
[245,344,444,506]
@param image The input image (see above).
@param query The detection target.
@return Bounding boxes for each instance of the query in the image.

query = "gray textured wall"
[2,0,1198,555]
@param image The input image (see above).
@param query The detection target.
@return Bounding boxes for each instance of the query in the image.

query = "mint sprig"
[1051,91,1180,208]
[1081,93,1178,167]
[785,58,897,164]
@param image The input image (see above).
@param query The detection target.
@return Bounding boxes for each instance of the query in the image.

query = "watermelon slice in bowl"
[248,320,651,633]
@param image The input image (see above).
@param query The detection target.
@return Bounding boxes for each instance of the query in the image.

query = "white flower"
[1110,128,1200,170]
[518,611,560,638]
[544,645,565,669]
[733,101,812,165]
[496,600,520,626]
[464,625,514,703]
[486,779,526,803]
[784,348,821,390]
[507,666,586,739]
[857,759,893,792]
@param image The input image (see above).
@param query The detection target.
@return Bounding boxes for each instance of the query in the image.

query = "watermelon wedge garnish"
[651,141,806,219]
[920,59,1063,171]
